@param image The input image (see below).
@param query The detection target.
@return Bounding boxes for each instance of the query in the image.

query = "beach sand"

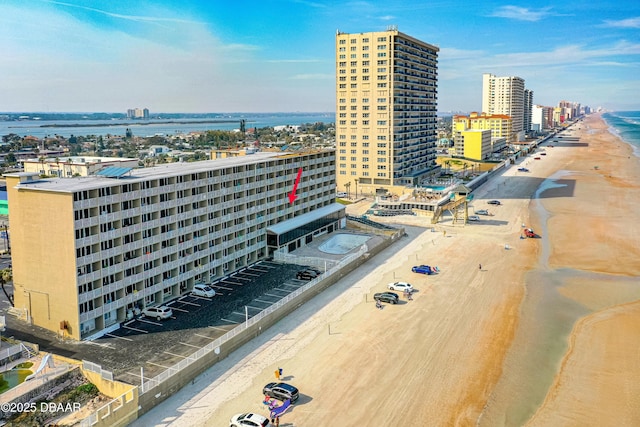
[132,113,640,427]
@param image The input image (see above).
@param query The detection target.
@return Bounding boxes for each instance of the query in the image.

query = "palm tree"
[0,268,13,307]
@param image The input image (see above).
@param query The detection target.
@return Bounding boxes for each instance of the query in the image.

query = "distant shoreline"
[9,119,245,129]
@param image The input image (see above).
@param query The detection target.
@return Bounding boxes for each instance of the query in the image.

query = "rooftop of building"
[6,149,333,193]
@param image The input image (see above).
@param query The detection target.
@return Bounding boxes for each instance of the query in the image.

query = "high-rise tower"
[482,73,525,141]
[335,28,439,195]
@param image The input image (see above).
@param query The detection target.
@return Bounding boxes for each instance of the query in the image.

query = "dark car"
[263,382,299,403]
[306,266,323,275]
[296,270,317,280]
[487,200,501,205]
[373,292,399,304]
[517,167,529,172]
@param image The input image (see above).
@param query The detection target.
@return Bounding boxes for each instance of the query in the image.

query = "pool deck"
[290,229,386,263]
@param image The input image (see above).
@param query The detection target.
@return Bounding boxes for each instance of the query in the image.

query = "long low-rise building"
[5,150,341,340]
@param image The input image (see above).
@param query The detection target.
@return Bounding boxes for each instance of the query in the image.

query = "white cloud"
[489,6,552,22]
[602,16,640,28]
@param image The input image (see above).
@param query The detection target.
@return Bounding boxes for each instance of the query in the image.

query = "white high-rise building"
[482,73,525,141]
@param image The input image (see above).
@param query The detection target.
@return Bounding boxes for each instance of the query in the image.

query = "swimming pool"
[319,234,371,254]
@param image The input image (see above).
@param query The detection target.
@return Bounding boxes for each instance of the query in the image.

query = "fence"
[83,359,114,382]
[0,342,23,367]
[139,244,369,395]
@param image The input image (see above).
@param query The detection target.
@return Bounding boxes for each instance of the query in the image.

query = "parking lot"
[2,261,320,385]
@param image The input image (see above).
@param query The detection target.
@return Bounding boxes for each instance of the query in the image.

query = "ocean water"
[602,110,640,157]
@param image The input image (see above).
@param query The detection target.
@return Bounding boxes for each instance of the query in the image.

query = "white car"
[468,215,480,221]
[230,413,270,427]
[192,283,216,298]
[387,281,414,292]
[142,306,173,320]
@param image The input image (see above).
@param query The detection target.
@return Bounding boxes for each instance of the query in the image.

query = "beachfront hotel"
[5,150,343,340]
[335,27,440,196]
[481,73,526,141]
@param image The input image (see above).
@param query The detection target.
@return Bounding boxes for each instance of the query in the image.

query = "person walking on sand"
[479,263,482,271]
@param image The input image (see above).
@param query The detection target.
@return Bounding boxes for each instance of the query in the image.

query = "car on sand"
[387,281,414,292]
[263,382,300,403]
[373,292,400,304]
[517,167,529,172]
[412,265,437,275]
[475,209,489,215]
[487,200,501,205]
[230,413,270,427]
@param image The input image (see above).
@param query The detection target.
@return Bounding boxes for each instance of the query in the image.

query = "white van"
[336,192,348,198]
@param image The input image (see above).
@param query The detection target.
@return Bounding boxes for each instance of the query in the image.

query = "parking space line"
[208,325,229,331]
[246,305,263,311]
[177,300,202,306]
[147,361,171,369]
[280,283,299,289]
[223,280,243,286]
[220,318,240,324]
[241,272,260,277]
[139,318,163,326]
[124,325,149,333]
[179,342,202,349]
[233,276,252,281]
[105,333,133,341]
[170,307,189,313]
[212,285,233,291]
[255,298,275,304]
[164,351,187,358]
[195,333,213,339]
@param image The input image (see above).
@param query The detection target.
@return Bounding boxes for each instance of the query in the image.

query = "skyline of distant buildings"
[126,108,150,120]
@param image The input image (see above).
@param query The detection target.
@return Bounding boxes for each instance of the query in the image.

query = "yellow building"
[335,28,439,195]
[459,130,492,160]
[453,113,513,154]
[5,151,342,340]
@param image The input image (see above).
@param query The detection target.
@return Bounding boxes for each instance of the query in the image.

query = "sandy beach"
[133,113,640,427]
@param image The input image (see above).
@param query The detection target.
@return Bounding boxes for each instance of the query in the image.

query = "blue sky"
[1,0,639,113]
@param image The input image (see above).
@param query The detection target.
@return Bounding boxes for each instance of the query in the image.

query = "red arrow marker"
[288,168,303,204]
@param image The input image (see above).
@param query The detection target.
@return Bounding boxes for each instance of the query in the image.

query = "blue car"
[412,265,436,275]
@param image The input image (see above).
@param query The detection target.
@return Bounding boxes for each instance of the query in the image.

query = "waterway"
[0,113,335,139]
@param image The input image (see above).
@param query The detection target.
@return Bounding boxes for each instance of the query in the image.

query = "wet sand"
[133,113,640,426]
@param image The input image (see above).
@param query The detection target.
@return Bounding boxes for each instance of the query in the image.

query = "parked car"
[296,270,317,280]
[487,200,501,205]
[517,167,530,172]
[263,382,300,403]
[412,265,437,275]
[336,192,348,198]
[306,266,323,275]
[387,281,414,292]
[373,292,400,304]
[230,413,270,427]
[534,156,541,160]
[475,209,489,215]
[192,283,216,298]
[540,152,547,156]
[468,215,480,221]
[142,305,173,320]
